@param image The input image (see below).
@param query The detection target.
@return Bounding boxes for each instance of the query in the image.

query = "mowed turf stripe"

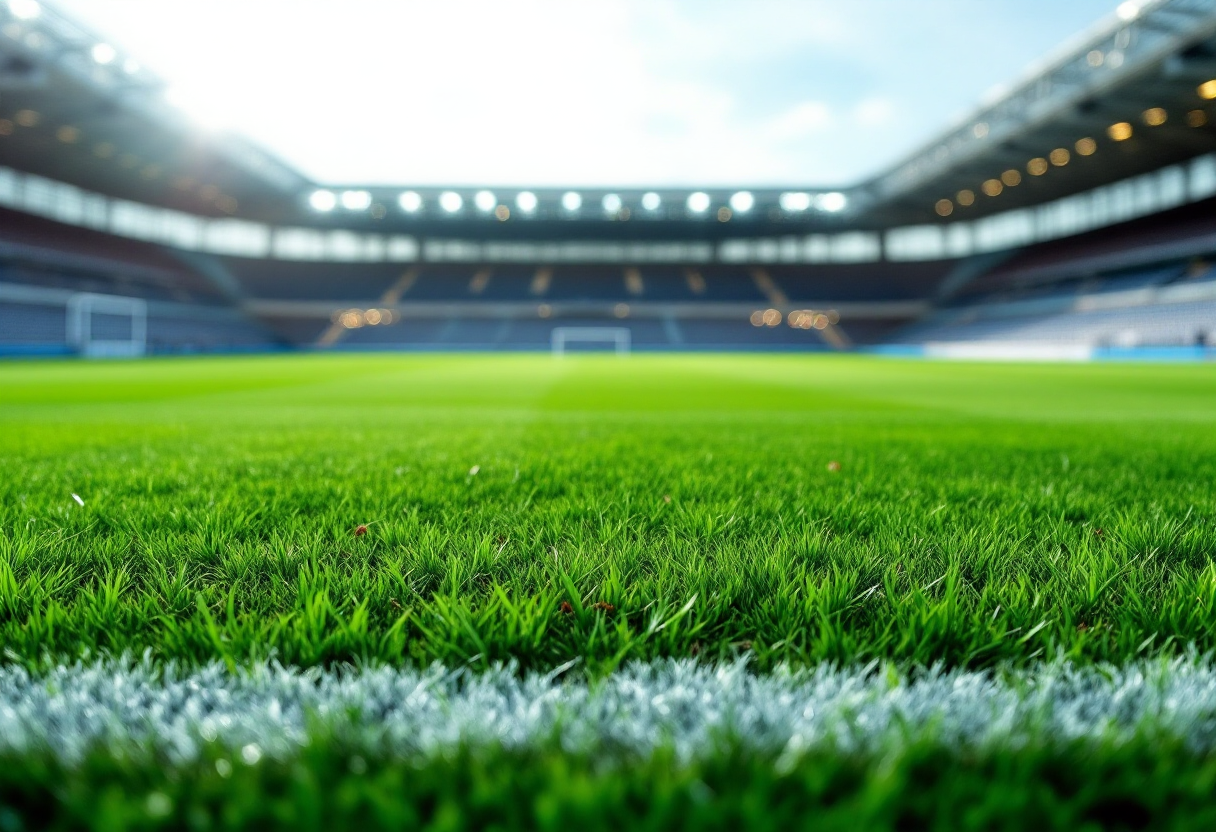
[5,657,1216,764]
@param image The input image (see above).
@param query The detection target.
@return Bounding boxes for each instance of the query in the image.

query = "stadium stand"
[0,0,1214,356]
[896,198,1216,350]
[0,209,277,355]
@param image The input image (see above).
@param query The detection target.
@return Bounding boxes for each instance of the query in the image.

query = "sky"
[53,0,1123,188]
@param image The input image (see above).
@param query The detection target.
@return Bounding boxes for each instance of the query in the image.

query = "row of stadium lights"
[936,83,1216,217]
[333,308,396,329]
[750,308,840,329]
[307,188,848,220]
[335,305,838,329]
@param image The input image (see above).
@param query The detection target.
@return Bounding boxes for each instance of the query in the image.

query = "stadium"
[1,0,1216,827]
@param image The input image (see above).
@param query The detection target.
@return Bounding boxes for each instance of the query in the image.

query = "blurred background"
[0,0,1214,358]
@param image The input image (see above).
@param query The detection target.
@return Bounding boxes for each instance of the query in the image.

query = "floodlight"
[91,43,117,65]
[1115,1,1140,21]
[474,190,496,212]
[729,191,754,212]
[309,190,337,212]
[340,190,372,210]
[1142,107,1167,126]
[641,192,661,210]
[398,191,422,212]
[516,191,538,213]
[779,192,812,212]
[561,191,582,211]
[602,193,623,213]
[817,192,847,212]
[122,58,140,74]
[7,0,40,20]
[439,191,463,213]
[686,192,711,213]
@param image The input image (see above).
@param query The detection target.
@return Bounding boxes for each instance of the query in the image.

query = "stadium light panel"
[561,192,582,212]
[516,191,538,213]
[686,192,711,214]
[7,0,40,20]
[817,192,847,212]
[439,191,463,213]
[122,58,141,75]
[308,190,337,212]
[729,191,755,212]
[398,191,422,212]
[340,190,372,211]
[1109,121,1133,141]
[1200,80,1216,100]
[641,192,661,211]
[91,43,118,65]
[779,192,812,212]
[474,190,497,212]
[602,194,623,214]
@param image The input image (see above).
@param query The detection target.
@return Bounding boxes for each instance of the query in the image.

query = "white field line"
[3,657,1216,765]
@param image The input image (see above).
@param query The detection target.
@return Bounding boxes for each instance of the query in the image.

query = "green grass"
[2,353,1215,672]
[7,736,1216,832]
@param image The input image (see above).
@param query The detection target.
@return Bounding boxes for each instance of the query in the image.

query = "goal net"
[550,326,631,357]
[66,293,148,357]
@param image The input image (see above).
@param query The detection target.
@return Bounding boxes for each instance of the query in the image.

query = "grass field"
[3,352,1216,829]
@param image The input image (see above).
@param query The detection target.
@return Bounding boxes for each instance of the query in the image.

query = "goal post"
[550,326,631,357]
[66,293,148,357]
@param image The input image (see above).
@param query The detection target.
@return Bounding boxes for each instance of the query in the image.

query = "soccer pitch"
[3,353,1216,829]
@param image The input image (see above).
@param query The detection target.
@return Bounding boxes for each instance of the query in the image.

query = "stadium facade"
[1,0,1215,356]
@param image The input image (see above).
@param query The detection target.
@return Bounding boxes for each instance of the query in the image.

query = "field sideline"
[3,353,1216,828]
